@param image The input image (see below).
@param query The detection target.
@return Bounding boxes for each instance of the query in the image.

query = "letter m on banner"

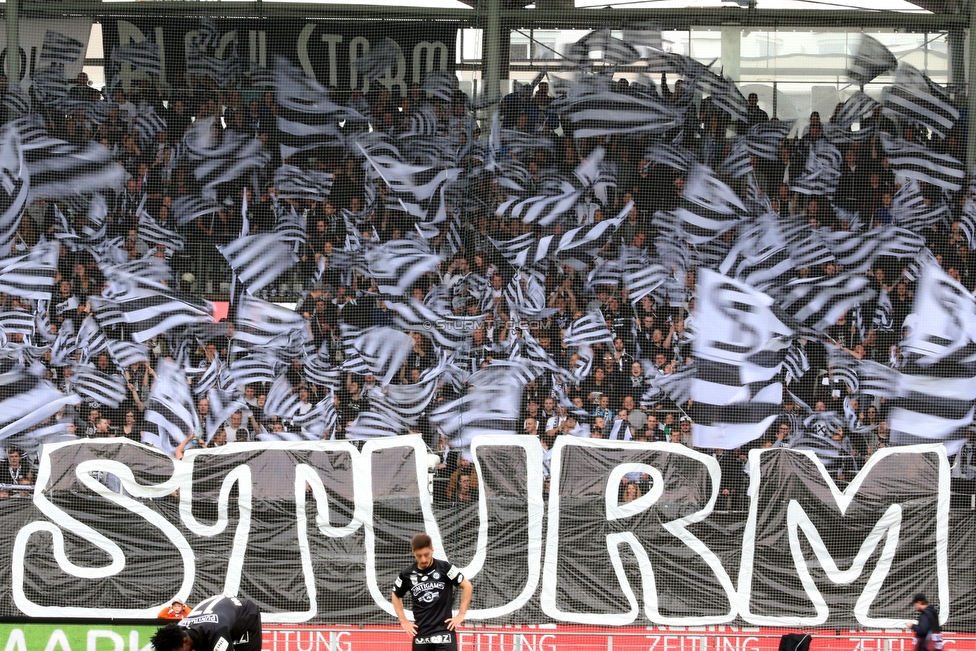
[736,445,950,628]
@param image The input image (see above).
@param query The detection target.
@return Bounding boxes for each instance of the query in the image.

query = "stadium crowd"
[1,52,976,507]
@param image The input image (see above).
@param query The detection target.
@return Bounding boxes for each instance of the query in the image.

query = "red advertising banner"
[262,625,976,651]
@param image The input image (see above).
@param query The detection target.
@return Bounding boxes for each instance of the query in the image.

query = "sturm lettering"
[9,437,948,627]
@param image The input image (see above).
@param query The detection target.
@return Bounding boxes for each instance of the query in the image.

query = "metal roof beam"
[11,2,969,31]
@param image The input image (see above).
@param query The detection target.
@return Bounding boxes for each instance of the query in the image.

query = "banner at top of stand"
[0,19,92,87]
[100,19,458,95]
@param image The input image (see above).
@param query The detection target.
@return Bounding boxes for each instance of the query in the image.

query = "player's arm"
[445,578,473,631]
[391,592,416,638]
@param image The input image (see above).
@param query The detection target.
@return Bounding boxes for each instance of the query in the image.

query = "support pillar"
[483,0,503,102]
[949,27,966,88]
[720,26,741,83]
[5,0,20,87]
[968,14,976,171]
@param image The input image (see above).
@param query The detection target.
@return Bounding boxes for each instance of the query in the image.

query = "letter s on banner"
[12,439,193,619]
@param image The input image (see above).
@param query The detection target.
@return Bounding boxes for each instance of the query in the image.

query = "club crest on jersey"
[416,591,438,603]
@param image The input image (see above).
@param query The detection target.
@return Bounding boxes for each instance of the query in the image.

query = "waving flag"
[184,119,271,200]
[352,38,403,82]
[880,132,965,192]
[112,41,162,76]
[688,270,795,450]
[144,359,200,452]
[847,35,897,86]
[218,233,299,294]
[69,365,128,409]
[274,57,360,159]
[40,31,85,68]
[883,64,959,139]
[273,165,334,201]
[0,241,59,299]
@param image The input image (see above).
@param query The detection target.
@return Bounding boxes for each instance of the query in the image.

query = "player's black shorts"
[412,632,456,651]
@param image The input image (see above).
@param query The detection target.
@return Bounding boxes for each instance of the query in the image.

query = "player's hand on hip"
[445,615,465,631]
[399,619,417,637]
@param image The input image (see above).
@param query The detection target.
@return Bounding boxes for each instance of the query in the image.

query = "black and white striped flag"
[228,352,282,389]
[0,122,29,258]
[690,269,793,450]
[364,239,442,296]
[828,92,879,134]
[421,71,458,103]
[171,194,221,227]
[345,410,403,439]
[563,311,614,348]
[69,365,128,409]
[883,64,959,139]
[143,359,200,453]
[890,179,952,232]
[815,226,925,275]
[273,165,334,201]
[133,104,168,150]
[190,357,221,398]
[369,361,446,427]
[112,41,162,77]
[287,393,338,439]
[2,87,31,118]
[101,267,215,343]
[106,340,150,369]
[880,132,965,192]
[742,120,796,160]
[274,57,360,159]
[847,35,897,86]
[263,375,302,421]
[352,38,403,82]
[272,204,307,253]
[341,324,414,387]
[0,369,81,442]
[20,131,125,203]
[234,294,310,348]
[383,298,471,351]
[780,273,875,333]
[184,119,271,200]
[359,144,461,206]
[681,163,747,234]
[188,45,244,89]
[0,241,59,299]
[301,352,343,391]
[218,233,299,295]
[791,139,843,196]
[959,197,976,250]
[577,29,641,66]
[138,211,186,253]
[504,270,555,320]
[553,77,682,139]
[31,65,69,110]
[550,209,627,270]
[40,31,85,68]
[430,362,526,448]
[0,310,36,337]
[902,255,976,366]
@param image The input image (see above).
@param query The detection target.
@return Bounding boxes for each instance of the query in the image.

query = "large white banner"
[0,19,92,86]
[0,436,955,629]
